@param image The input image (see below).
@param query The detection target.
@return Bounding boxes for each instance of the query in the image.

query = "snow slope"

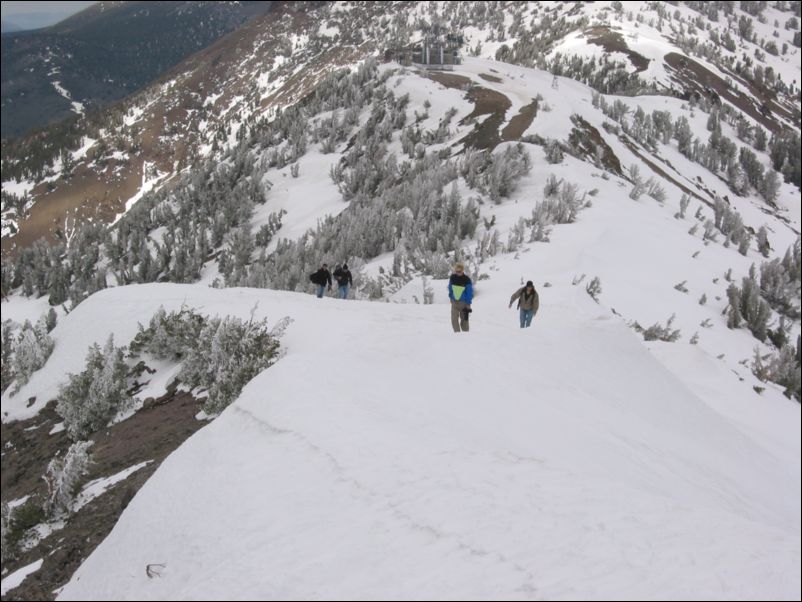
[44,282,800,601]
[2,42,799,601]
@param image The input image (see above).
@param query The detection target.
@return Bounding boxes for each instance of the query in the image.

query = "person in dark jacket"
[333,263,353,299]
[509,280,539,328]
[310,263,332,298]
[448,262,473,332]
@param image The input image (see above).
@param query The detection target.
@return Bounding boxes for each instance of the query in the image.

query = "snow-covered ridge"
[42,282,799,600]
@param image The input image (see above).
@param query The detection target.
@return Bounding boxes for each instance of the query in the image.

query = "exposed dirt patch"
[568,115,623,176]
[501,99,539,142]
[426,72,473,90]
[1,158,143,256]
[457,86,512,151]
[1,383,207,601]
[584,26,650,73]
[426,71,514,152]
[664,52,792,136]
[478,73,502,83]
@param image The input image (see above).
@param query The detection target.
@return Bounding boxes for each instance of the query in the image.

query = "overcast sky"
[1,1,97,28]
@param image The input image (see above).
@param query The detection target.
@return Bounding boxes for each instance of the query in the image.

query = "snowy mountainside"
[3,1,799,250]
[24,282,797,600]
[1,2,800,598]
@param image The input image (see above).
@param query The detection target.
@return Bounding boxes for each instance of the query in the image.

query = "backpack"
[310,271,323,285]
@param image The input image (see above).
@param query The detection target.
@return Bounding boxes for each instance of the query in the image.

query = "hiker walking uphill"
[448,262,473,333]
[333,263,353,299]
[310,264,332,298]
[509,281,539,328]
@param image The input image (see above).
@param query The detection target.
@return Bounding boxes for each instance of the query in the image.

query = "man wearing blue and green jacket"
[448,262,473,332]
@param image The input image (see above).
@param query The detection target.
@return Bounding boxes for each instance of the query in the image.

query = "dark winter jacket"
[310,268,332,286]
[448,273,473,304]
[333,267,353,287]
[510,286,539,312]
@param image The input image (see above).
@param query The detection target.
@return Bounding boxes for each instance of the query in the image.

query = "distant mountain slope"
[1,1,799,255]
[1,1,274,139]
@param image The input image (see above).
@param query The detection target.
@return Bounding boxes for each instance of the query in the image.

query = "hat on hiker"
[526,280,534,287]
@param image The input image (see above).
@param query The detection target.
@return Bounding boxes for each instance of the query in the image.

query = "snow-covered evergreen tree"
[10,319,55,394]
[178,315,281,415]
[57,335,132,441]
[43,441,93,518]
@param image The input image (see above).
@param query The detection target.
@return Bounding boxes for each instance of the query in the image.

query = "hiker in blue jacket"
[448,262,473,332]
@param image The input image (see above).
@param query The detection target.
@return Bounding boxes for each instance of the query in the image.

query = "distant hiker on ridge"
[509,280,539,328]
[333,263,353,299]
[448,262,473,333]
[310,263,332,298]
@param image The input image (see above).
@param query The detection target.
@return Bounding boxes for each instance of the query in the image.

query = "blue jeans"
[316,284,326,298]
[520,309,534,328]
[339,284,349,299]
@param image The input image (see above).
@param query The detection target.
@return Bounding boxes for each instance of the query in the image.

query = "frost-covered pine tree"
[727,276,772,341]
[45,308,58,333]
[131,306,205,361]
[543,173,562,198]
[544,139,564,164]
[44,441,93,518]
[759,170,781,203]
[752,343,801,402]
[1,321,15,394]
[179,315,281,415]
[57,335,132,441]
[10,320,55,394]
[756,226,771,257]
[675,193,691,219]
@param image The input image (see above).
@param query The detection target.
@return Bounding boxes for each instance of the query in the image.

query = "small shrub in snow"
[675,193,691,219]
[543,173,562,198]
[751,340,801,402]
[178,315,281,415]
[586,276,602,302]
[544,139,564,164]
[726,277,771,341]
[529,179,587,241]
[1,499,46,563]
[631,314,681,342]
[129,306,205,362]
[646,179,666,203]
[483,143,532,203]
[45,308,58,333]
[254,210,286,247]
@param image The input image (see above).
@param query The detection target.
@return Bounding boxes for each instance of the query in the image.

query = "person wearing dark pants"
[310,264,332,298]
[448,262,473,332]
[333,263,353,299]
